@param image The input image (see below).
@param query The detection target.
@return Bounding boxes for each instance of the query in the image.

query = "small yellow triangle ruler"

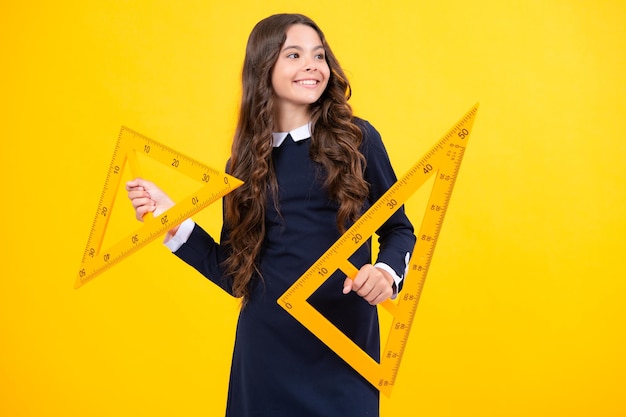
[75,126,243,289]
[278,103,479,397]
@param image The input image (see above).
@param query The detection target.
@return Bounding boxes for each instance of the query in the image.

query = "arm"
[126,178,236,296]
[342,120,416,304]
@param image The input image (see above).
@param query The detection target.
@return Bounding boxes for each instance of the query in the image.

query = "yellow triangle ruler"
[278,103,479,397]
[75,126,243,289]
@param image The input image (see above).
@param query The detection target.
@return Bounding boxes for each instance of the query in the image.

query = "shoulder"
[352,116,387,154]
[352,116,379,138]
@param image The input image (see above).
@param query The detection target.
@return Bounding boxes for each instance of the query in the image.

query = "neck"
[274,104,311,132]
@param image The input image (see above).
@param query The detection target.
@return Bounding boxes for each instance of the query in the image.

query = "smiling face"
[271,24,330,127]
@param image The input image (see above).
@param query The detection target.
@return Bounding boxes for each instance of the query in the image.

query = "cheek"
[271,65,293,88]
[270,69,286,94]
[321,65,331,88]
[324,70,330,90]
[322,64,331,79]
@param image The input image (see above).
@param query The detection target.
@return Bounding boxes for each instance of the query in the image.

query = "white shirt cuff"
[374,252,411,300]
[164,218,195,252]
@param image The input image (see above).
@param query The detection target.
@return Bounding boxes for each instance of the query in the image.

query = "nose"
[304,58,317,72]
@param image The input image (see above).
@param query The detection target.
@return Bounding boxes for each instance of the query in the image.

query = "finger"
[129,196,156,220]
[355,280,375,298]
[351,264,374,291]
[125,178,144,190]
[368,285,393,305]
[127,189,150,200]
[342,277,353,294]
[354,268,379,298]
[130,196,154,209]
[135,203,156,221]
[357,267,394,304]
[125,185,143,193]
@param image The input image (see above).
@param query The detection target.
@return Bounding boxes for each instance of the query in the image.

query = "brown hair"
[223,13,369,304]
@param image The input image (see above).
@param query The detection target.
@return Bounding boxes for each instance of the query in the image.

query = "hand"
[342,264,394,305]
[125,178,175,221]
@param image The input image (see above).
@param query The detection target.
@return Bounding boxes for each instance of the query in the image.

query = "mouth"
[294,79,320,87]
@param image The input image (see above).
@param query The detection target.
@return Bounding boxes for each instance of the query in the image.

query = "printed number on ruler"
[278,103,479,397]
[76,126,243,289]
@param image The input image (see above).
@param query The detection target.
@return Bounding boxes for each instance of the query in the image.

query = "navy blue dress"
[174,119,415,417]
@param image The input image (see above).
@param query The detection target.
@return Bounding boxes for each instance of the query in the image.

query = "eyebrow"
[281,45,325,52]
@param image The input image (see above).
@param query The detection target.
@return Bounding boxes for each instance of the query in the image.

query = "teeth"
[297,80,318,85]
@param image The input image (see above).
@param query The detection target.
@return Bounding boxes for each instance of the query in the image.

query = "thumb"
[342,277,353,294]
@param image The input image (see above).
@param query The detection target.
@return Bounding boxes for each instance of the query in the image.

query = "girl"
[127,13,415,417]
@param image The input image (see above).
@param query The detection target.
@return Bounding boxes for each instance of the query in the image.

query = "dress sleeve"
[358,119,417,292]
[172,219,237,296]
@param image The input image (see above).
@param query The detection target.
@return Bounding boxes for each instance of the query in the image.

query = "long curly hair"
[223,13,369,304]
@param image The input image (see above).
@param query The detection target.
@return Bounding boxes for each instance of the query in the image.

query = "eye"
[287,52,299,59]
[315,53,325,60]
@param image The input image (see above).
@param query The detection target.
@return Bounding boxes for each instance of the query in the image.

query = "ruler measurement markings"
[76,127,242,288]
[82,148,127,264]
[278,104,479,397]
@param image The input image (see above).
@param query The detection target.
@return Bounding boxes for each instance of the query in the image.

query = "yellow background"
[2,1,625,416]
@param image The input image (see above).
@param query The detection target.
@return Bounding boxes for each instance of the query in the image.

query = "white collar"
[272,123,312,147]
